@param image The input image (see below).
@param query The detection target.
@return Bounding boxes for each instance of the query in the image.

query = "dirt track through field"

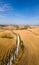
[13,30,39,65]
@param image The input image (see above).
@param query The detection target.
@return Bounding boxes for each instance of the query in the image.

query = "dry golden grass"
[1,25,16,30]
[0,31,13,39]
[13,26,39,65]
[0,26,39,65]
[0,30,16,61]
[28,26,39,35]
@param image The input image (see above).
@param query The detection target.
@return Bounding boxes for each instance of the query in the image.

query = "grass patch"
[0,33,13,39]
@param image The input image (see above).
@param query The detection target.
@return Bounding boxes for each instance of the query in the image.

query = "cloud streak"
[0,4,10,12]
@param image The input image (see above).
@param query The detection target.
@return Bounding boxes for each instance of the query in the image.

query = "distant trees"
[16,25,19,30]
[16,25,30,30]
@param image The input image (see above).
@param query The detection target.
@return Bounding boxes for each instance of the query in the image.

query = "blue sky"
[0,0,39,25]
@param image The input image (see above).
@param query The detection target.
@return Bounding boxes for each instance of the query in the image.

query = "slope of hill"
[0,30,16,62]
[13,26,39,65]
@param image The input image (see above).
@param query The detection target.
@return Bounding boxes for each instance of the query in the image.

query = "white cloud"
[0,4,10,12]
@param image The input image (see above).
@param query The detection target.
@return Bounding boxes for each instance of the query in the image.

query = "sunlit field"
[13,26,39,65]
[0,25,39,65]
[0,30,16,62]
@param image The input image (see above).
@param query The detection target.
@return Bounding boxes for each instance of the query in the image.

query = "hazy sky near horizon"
[0,0,39,25]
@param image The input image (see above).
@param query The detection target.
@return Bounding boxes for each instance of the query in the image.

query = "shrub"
[1,33,13,39]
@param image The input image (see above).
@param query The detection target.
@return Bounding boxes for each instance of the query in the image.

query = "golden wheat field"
[13,26,39,65]
[0,30,16,61]
[0,26,39,65]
